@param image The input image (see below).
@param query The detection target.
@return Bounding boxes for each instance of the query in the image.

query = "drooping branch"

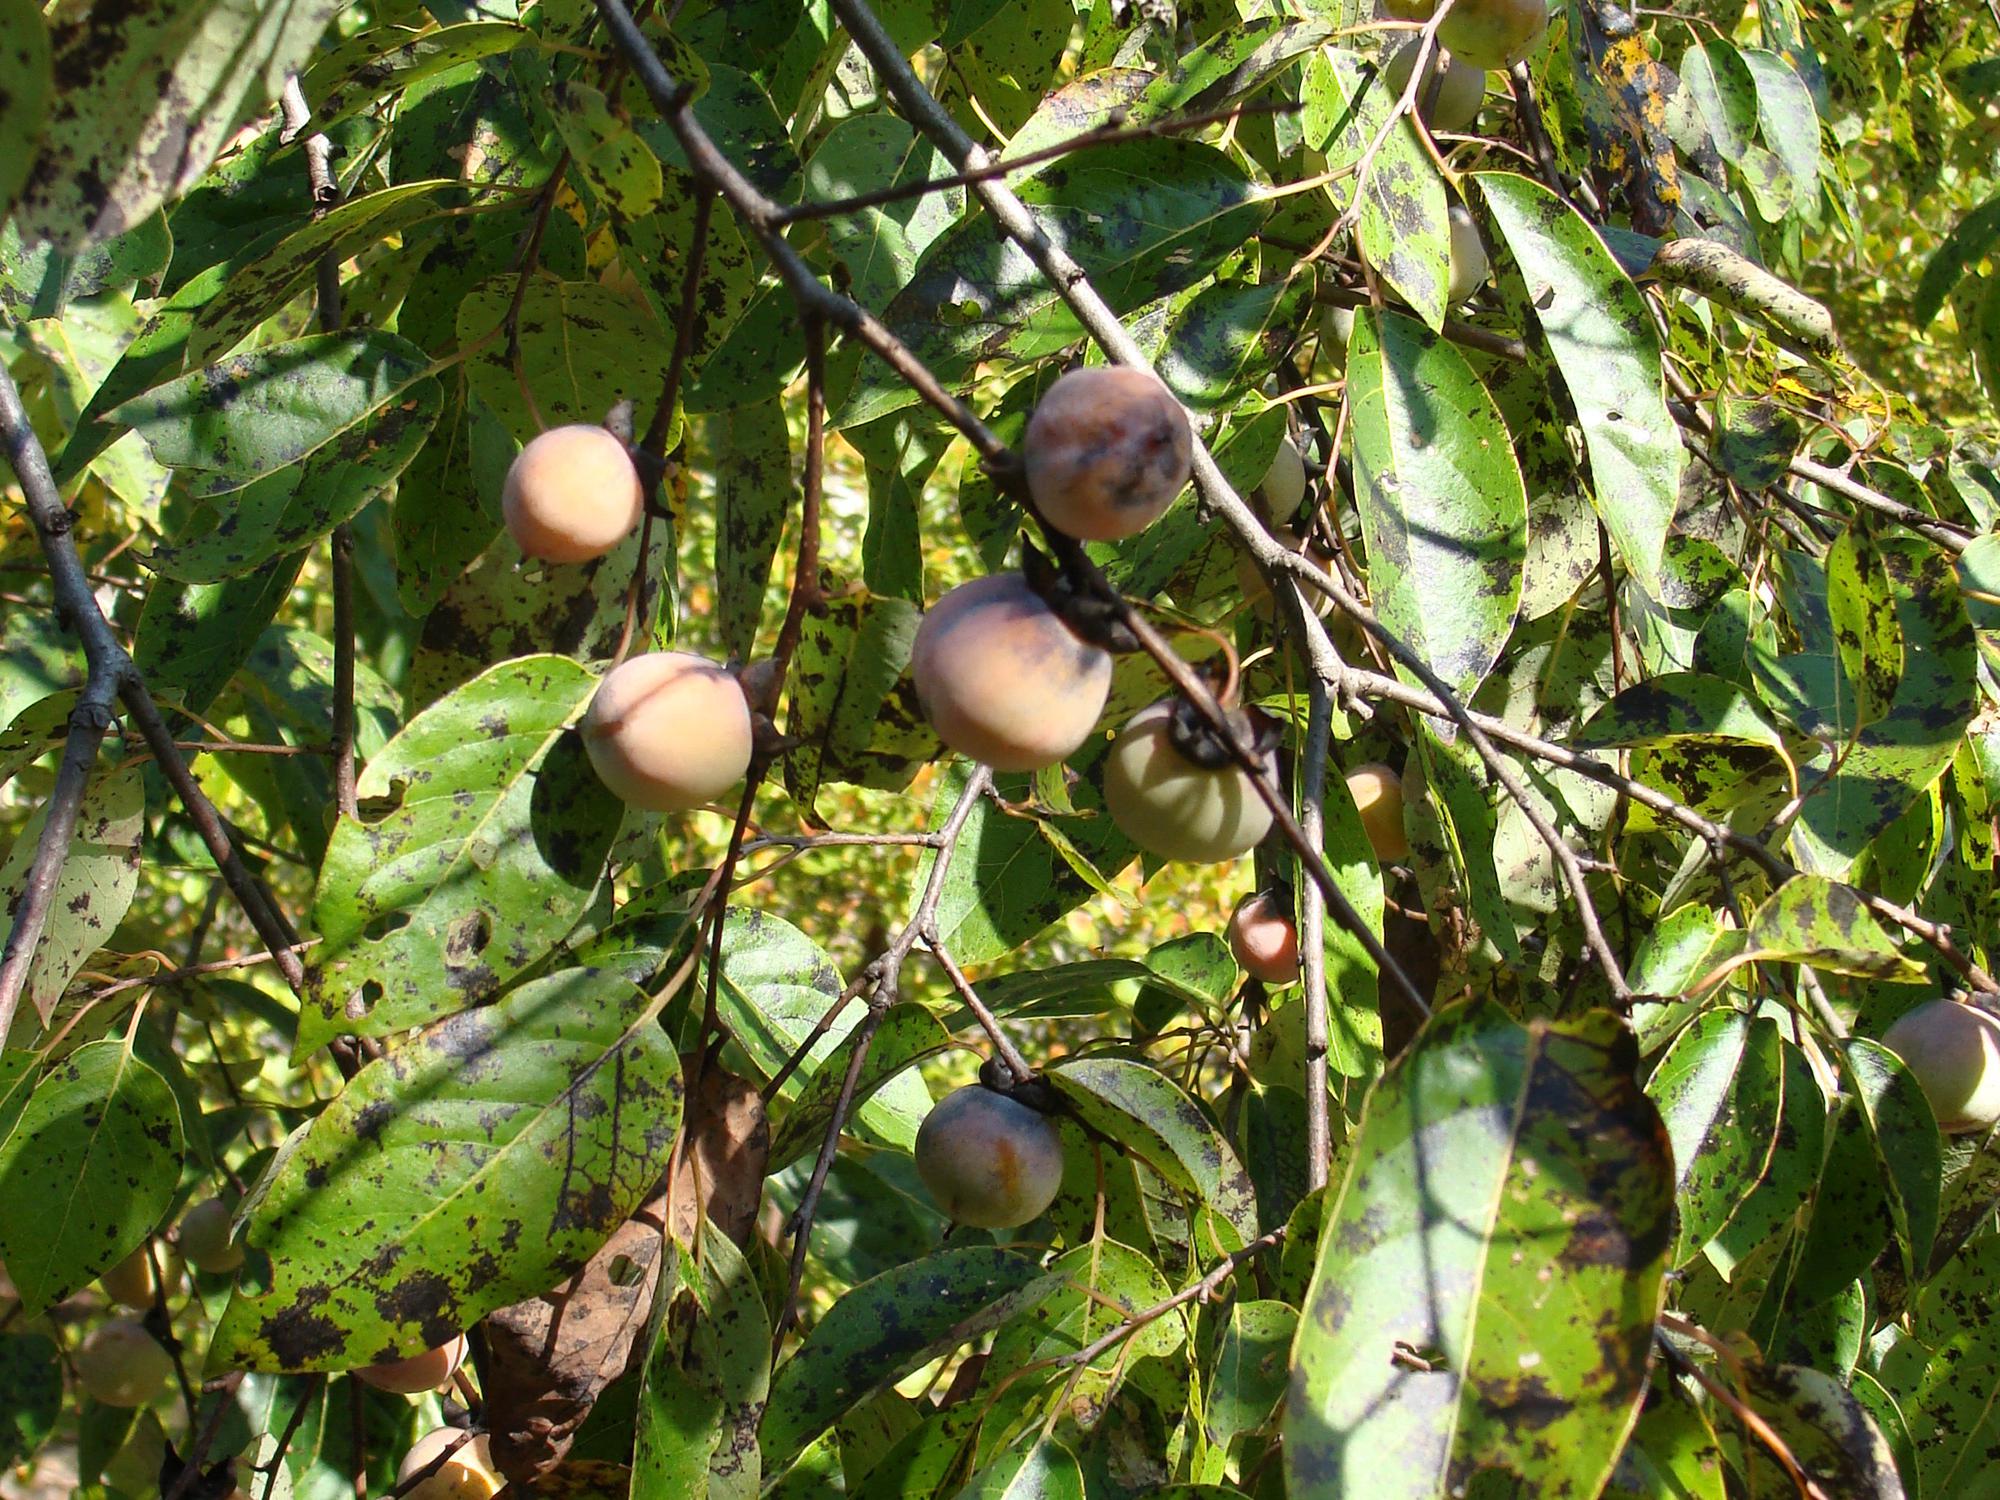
[0,363,307,1032]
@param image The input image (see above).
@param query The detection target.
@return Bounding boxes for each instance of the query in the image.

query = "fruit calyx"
[1164,691,1276,772]
[1020,541,1141,656]
[976,1054,1061,1116]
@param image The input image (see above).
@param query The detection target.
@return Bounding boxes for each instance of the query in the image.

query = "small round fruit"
[501,424,645,565]
[1104,700,1275,864]
[583,651,754,813]
[1439,0,1548,71]
[99,1244,179,1309]
[1381,43,1486,133]
[911,572,1112,772]
[1257,435,1309,524]
[74,1319,172,1408]
[1347,761,1410,862]
[177,1198,244,1275]
[353,1335,468,1395]
[1024,367,1193,541]
[914,1084,1065,1229]
[1320,303,1355,356]
[1229,893,1301,985]
[399,1429,501,1500]
[1882,1000,2000,1134]
[1447,205,1489,306]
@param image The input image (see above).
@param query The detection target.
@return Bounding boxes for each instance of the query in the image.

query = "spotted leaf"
[1645,1010,1785,1267]
[212,966,682,1372]
[301,655,620,1054]
[0,1037,185,1314]
[1285,1001,1672,1498]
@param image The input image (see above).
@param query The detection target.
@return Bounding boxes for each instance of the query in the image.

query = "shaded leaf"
[1286,1001,1672,1498]
[1646,1011,1784,1266]
[1743,875,1927,983]
[1736,1361,1904,1498]
[0,0,51,223]
[0,1038,185,1313]
[0,1334,61,1469]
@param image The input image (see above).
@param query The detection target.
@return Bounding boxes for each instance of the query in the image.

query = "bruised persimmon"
[914,1084,1065,1229]
[1024,367,1193,541]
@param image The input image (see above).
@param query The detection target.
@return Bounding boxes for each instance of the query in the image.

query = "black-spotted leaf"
[1742,876,1926,983]
[212,967,682,1371]
[1572,672,1793,758]
[0,1333,60,1469]
[1734,1362,1904,1497]
[0,1037,185,1313]
[552,79,662,219]
[1825,526,1903,730]
[783,590,930,814]
[1201,1301,1298,1477]
[0,0,50,224]
[111,331,438,495]
[188,182,468,363]
[301,656,621,1053]
[1348,308,1526,700]
[1878,1232,2000,1496]
[1285,1001,1672,1498]
[0,764,141,1027]
[960,1438,1085,1499]
[12,0,346,250]
[710,397,791,661]
[760,1247,1058,1463]
[1645,1010,1785,1266]
[1476,172,1682,599]
[301,21,528,129]
[1047,1056,1259,1245]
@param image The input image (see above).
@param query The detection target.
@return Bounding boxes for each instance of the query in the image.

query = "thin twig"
[159,1372,246,1500]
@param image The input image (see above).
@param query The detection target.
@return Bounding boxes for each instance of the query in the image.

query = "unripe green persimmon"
[399,1429,502,1500]
[1104,700,1274,864]
[1439,0,1548,71]
[75,1319,172,1407]
[911,572,1112,771]
[1229,893,1301,985]
[1256,435,1309,524]
[1346,761,1410,862]
[177,1197,243,1275]
[353,1334,469,1395]
[1881,1000,2000,1134]
[915,1084,1065,1229]
[583,651,753,813]
[501,424,645,565]
[1447,205,1489,306]
[1025,367,1193,541]
[1382,43,1486,133]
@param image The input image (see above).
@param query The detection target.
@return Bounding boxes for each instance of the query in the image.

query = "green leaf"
[302,21,528,130]
[1734,1362,1903,1497]
[1204,1301,1298,1463]
[960,1438,1085,1499]
[1824,528,1903,731]
[1046,1056,1260,1244]
[146,376,443,581]
[1915,194,2000,326]
[1680,41,1758,162]
[134,557,310,716]
[761,1246,1057,1462]
[457,277,682,442]
[111,330,438,495]
[0,765,143,1029]
[0,1334,61,1469]
[406,516,670,711]
[1879,1232,2000,1496]
[301,656,621,1052]
[188,182,468,364]
[1789,538,1978,878]
[1740,50,1821,224]
[0,213,171,318]
[0,1037,185,1313]
[0,0,50,224]
[714,909,932,1153]
[783,591,930,814]
[1348,309,1527,700]
[213,967,682,1371]
[635,1223,767,1500]
[1573,672,1794,759]
[804,115,964,310]
[1743,875,1926,983]
[842,140,1265,427]
[1303,49,1448,327]
[1475,172,1683,599]
[710,397,792,660]
[1159,280,1314,415]
[1286,1002,1672,1497]
[0,611,83,737]
[553,79,662,219]
[1645,1011,1785,1266]
[766,1003,952,1172]
[1606,1379,1727,1498]
[389,381,506,616]
[12,0,347,251]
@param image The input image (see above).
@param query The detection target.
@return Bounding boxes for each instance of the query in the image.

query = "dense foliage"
[1,0,1997,1496]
